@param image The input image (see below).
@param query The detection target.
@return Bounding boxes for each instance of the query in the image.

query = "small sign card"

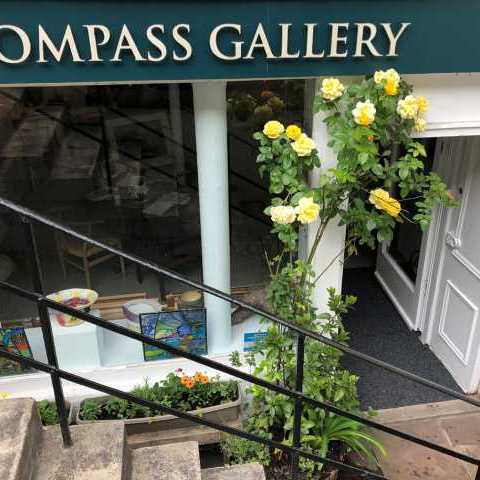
[243,331,268,352]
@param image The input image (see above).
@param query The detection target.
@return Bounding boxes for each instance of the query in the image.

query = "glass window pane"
[227,79,309,288]
[0,84,201,373]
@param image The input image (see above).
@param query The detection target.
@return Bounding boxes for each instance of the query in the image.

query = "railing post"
[22,217,72,447]
[291,333,305,478]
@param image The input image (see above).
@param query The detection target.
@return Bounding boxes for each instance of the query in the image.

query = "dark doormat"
[341,268,461,410]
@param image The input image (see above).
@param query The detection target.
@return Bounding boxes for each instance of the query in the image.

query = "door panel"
[427,137,480,392]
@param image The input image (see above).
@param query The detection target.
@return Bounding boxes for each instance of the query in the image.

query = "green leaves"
[253,129,320,197]
[79,376,239,422]
[37,400,60,426]
[245,72,456,477]
[371,163,384,177]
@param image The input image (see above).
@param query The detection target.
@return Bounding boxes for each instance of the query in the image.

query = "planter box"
[74,384,242,437]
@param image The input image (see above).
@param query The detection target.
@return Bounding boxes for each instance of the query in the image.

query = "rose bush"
[224,70,457,479]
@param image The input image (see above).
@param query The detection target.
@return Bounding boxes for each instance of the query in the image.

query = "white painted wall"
[406,73,480,137]
[308,113,346,312]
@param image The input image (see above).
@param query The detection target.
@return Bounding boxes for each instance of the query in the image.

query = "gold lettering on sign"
[210,24,243,60]
[0,20,411,65]
[0,25,31,63]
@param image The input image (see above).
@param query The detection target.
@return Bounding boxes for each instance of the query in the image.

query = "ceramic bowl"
[47,288,98,327]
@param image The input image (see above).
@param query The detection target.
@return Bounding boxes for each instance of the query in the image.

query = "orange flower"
[181,375,194,388]
[193,372,209,384]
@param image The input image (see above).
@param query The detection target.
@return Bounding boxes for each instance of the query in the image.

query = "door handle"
[445,231,461,249]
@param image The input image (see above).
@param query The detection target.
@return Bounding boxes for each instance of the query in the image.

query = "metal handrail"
[1,279,477,468]
[0,347,384,479]
[1,197,478,408]
[0,196,479,479]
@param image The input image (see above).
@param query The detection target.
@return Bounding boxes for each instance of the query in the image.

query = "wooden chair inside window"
[55,220,126,289]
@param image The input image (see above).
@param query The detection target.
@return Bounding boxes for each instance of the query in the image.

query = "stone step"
[201,464,265,480]
[129,441,201,480]
[33,421,127,480]
[0,398,42,480]
[127,419,242,449]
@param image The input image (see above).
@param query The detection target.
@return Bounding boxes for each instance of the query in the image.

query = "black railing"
[0,196,480,480]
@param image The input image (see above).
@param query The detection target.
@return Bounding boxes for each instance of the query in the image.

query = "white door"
[425,136,480,393]
[375,139,443,330]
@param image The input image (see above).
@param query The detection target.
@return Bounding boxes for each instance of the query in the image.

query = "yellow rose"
[263,120,285,139]
[374,69,400,96]
[286,124,302,141]
[416,96,429,114]
[384,78,399,96]
[369,188,401,218]
[397,95,419,120]
[321,78,345,101]
[373,70,386,84]
[414,117,427,132]
[295,197,320,224]
[270,205,296,224]
[352,100,376,126]
[292,134,315,157]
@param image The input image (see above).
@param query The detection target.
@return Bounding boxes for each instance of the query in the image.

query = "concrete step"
[201,464,265,480]
[127,419,242,449]
[0,398,42,480]
[33,421,127,480]
[129,441,201,480]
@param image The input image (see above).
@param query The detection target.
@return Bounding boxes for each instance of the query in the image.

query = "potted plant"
[222,70,456,479]
[76,371,241,436]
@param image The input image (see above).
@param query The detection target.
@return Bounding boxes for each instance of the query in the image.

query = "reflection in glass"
[227,79,308,288]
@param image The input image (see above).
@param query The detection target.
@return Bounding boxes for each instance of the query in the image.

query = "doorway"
[423,137,480,393]
[373,135,480,394]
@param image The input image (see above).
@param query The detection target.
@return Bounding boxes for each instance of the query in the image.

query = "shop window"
[0,80,312,376]
[0,84,203,374]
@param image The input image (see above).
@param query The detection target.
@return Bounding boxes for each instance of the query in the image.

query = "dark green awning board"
[0,0,478,85]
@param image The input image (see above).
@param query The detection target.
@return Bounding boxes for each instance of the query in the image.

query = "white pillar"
[308,78,348,312]
[168,84,186,184]
[193,81,231,354]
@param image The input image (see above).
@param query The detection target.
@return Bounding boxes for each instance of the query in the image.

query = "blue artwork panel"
[140,308,207,361]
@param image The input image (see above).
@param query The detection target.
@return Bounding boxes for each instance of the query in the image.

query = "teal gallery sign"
[0,0,479,85]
